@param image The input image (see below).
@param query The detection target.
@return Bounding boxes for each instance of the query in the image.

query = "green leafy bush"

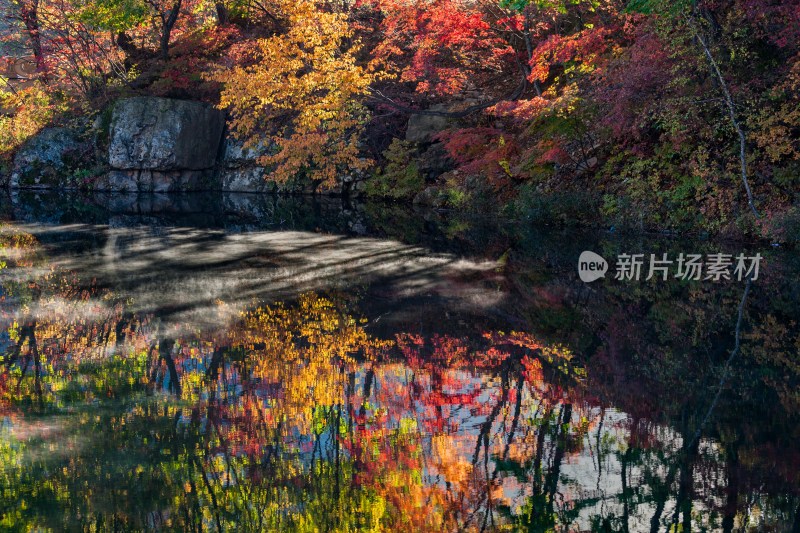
[505,183,601,226]
[365,139,424,201]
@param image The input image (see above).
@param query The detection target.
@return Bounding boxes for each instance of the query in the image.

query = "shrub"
[0,83,63,160]
[505,183,601,226]
[365,139,424,201]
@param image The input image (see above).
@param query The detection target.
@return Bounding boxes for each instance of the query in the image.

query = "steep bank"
[1,96,369,196]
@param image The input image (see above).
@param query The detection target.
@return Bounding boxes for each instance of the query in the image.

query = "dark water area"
[0,191,798,532]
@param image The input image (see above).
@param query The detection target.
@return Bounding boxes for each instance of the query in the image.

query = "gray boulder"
[221,167,276,193]
[218,131,277,192]
[222,135,273,168]
[405,104,451,144]
[109,97,224,170]
[97,169,217,192]
[10,127,85,188]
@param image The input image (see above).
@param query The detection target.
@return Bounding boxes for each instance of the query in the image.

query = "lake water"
[1,191,798,532]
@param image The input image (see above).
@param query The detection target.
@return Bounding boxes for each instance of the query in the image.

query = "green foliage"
[625,0,690,15]
[773,161,800,190]
[599,145,717,231]
[74,0,148,32]
[365,139,424,201]
[93,105,115,148]
[505,183,601,226]
[444,180,470,208]
[501,0,596,14]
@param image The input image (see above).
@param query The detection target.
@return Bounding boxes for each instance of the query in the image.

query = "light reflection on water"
[0,192,798,532]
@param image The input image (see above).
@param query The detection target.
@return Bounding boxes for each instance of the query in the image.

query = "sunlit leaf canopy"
[2,0,799,232]
[215,0,378,186]
[73,0,149,32]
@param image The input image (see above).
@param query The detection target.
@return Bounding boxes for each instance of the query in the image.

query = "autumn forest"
[0,0,799,236]
[1,0,800,532]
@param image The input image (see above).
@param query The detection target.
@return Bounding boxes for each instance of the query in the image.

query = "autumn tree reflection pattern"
[1,224,800,531]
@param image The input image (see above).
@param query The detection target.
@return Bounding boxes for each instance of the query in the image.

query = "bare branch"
[687,14,759,220]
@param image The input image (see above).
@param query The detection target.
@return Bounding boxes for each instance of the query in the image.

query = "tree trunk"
[159,30,171,60]
[115,32,140,57]
[19,0,46,77]
[215,2,228,25]
[159,0,182,60]
[688,14,759,219]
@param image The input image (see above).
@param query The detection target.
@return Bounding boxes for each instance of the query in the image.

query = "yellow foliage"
[752,103,800,163]
[0,83,61,160]
[750,55,800,164]
[229,293,390,433]
[216,0,380,188]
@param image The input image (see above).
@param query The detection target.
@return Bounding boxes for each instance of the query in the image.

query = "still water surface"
[0,192,798,532]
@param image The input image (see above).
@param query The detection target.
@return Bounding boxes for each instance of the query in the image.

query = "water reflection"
[1,192,799,532]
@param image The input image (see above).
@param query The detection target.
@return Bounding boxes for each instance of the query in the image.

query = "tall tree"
[217,0,380,188]
[148,0,182,59]
[8,0,46,74]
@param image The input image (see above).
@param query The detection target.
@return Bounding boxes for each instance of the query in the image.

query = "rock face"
[404,103,467,185]
[10,128,86,188]
[109,97,224,171]
[221,167,277,194]
[405,105,451,144]
[219,134,275,193]
[330,168,369,197]
[221,135,272,169]
[96,169,217,193]
[218,133,324,194]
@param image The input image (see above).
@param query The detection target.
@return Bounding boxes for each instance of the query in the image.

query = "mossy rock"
[11,128,88,189]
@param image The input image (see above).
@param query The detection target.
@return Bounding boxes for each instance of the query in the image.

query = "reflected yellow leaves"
[225,293,391,435]
[1,226,595,531]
